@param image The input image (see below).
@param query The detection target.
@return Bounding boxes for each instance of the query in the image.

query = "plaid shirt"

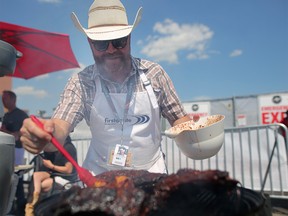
[53,57,186,129]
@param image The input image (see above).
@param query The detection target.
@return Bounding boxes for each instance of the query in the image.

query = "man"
[1,90,28,215]
[20,0,190,176]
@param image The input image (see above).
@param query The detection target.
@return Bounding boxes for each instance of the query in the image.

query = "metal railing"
[24,123,288,198]
[164,124,287,197]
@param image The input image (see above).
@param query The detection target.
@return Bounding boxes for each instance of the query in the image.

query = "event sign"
[258,93,288,124]
[183,102,211,119]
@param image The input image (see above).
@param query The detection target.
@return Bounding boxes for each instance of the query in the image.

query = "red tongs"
[30,115,100,187]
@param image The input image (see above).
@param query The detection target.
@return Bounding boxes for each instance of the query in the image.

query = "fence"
[24,123,288,198]
[162,123,288,198]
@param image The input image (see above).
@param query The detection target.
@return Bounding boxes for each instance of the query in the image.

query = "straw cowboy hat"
[71,0,143,41]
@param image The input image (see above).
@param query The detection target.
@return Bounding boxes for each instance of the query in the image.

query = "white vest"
[83,71,167,175]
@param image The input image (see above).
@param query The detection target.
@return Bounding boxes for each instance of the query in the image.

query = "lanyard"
[100,76,135,132]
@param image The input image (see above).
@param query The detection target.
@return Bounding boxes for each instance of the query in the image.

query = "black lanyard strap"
[100,76,135,127]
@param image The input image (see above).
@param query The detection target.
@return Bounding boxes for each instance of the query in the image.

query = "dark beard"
[94,52,131,80]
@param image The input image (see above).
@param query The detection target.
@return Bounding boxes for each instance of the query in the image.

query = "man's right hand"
[20,117,54,154]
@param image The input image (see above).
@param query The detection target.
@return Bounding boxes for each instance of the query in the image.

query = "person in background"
[279,110,288,141]
[25,136,77,216]
[20,0,190,177]
[0,90,28,215]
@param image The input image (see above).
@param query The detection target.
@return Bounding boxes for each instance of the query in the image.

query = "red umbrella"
[0,21,79,79]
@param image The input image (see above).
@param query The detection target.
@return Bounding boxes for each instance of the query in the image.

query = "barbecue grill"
[33,169,272,216]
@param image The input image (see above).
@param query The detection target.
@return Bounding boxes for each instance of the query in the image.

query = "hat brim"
[71,7,143,41]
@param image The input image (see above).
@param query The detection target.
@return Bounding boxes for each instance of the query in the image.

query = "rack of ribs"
[34,169,266,216]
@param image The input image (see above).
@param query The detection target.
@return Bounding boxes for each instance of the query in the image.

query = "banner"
[258,93,288,124]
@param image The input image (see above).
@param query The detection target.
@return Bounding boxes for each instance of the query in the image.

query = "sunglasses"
[91,36,128,52]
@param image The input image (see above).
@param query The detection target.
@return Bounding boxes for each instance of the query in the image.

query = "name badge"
[111,144,129,167]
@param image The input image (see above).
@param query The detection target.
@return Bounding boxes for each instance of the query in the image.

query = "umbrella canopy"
[0,21,79,79]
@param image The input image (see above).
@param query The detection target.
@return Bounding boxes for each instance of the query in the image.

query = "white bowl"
[172,115,225,160]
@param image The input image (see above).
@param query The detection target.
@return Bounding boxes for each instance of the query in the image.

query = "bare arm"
[43,159,74,174]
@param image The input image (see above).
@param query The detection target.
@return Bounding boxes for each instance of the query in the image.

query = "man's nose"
[106,42,117,53]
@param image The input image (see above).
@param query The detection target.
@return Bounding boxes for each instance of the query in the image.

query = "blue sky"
[1,0,288,117]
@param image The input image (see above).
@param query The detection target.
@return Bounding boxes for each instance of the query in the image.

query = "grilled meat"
[34,169,266,216]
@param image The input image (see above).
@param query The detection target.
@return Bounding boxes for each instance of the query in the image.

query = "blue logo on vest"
[104,115,150,126]
[134,115,150,124]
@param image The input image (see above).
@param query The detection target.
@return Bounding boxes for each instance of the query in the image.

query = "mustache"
[103,51,124,58]
[95,52,126,63]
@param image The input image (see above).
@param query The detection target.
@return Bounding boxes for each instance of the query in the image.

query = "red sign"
[261,110,287,124]
[258,94,288,124]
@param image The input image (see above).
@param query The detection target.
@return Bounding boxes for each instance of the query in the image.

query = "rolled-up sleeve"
[53,66,96,130]
[53,75,84,129]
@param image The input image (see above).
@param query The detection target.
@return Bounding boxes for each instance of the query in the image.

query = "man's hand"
[20,117,54,154]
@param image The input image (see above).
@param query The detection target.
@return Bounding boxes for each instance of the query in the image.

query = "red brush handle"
[30,115,79,168]
[30,115,97,187]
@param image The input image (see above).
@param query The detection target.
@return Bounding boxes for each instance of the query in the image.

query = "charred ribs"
[34,169,266,216]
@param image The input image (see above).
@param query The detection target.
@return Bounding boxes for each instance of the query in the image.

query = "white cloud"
[35,74,49,80]
[71,62,86,75]
[140,19,214,64]
[33,63,84,80]
[230,49,243,57]
[187,53,209,60]
[13,86,48,98]
[36,63,84,80]
[62,62,85,75]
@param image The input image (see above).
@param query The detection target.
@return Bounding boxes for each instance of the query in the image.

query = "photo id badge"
[112,144,129,167]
